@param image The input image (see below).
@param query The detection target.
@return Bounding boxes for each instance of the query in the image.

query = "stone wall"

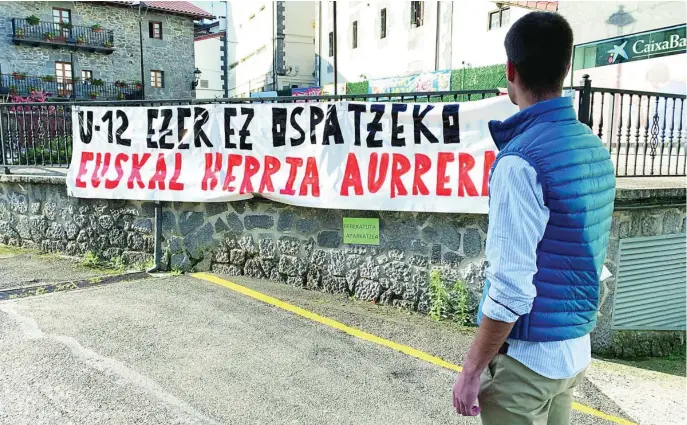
[0,175,684,357]
[593,186,686,357]
[0,1,195,99]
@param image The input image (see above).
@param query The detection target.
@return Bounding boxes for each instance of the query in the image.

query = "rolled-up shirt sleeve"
[482,155,549,323]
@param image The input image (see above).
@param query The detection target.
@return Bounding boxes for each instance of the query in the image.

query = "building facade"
[316,1,557,88]
[194,19,226,99]
[225,1,316,97]
[0,1,211,100]
[559,1,686,93]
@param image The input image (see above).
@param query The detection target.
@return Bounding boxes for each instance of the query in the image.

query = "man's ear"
[506,61,516,83]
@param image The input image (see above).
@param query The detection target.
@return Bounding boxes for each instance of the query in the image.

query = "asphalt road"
[0,252,644,425]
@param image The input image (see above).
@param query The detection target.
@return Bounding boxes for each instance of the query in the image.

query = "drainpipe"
[333,1,337,95]
[317,2,322,86]
[138,4,146,99]
[147,201,162,273]
[272,1,278,92]
[434,2,440,71]
[223,0,229,98]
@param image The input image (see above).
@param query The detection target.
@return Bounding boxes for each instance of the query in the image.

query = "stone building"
[0,1,212,100]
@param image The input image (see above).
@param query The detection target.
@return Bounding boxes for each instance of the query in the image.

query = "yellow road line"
[192,272,637,425]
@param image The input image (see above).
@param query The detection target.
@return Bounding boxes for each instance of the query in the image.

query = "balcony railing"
[0,74,143,101]
[12,18,115,53]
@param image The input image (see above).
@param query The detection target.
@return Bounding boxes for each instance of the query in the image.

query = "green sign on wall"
[573,24,686,71]
[343,218,379,245]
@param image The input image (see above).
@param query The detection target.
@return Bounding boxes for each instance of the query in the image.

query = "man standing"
[452,11,615,425]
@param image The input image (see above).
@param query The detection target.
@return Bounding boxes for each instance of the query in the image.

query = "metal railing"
[1,74,143,101]
[12,18,115,51]
[0,74,143,101]
[0,85,684,177]
[577,76,686,177]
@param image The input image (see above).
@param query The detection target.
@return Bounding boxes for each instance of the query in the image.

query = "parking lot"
[0,249,677,425]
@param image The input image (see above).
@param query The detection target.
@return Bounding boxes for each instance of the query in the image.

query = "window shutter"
[148,22,154,38]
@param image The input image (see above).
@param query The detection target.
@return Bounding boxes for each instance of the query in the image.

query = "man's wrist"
[461,359,483,377]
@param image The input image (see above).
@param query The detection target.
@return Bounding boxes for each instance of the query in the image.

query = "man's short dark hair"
[505,12,573,96]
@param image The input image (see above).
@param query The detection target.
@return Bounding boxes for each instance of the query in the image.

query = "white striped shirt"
[481,155,590,380]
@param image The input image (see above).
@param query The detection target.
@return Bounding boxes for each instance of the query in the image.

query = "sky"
[193,1,225,18]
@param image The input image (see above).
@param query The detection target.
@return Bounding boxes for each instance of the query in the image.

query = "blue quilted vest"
[477,96,616,342]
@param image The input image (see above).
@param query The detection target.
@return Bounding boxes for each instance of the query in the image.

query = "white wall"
[451,2,529,68]
[277,1,316,90]
[194,35,224,98]
[318,1,442,86]
[226,1,274,97]
[317,1,527,86]
[559,1,687,92]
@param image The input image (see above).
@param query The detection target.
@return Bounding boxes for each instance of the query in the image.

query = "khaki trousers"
[478,354,586,425]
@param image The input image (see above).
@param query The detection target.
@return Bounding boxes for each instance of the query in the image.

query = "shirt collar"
[488,96,577,149]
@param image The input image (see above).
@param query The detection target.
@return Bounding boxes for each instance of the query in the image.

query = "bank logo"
[607,41,629,64]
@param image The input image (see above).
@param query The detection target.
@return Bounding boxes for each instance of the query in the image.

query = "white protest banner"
[67,95,517,214]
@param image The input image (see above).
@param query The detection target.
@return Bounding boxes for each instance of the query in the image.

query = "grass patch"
[599,352,686,377]
[0,245,31,256]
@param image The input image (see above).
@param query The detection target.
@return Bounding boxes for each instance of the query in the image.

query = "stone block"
[184,223,215,260]
[212,263,243,276]
[127,233,144,251]
[225,212,244,232]
[409,255,428,268]
[383,261,412,283]
[98,215,115,231]
[287,276,305,287]
[322,274,348,294]
[245,215,275,230]
[214,216,229,233]
[238,235,258,256]
[244,258,265,279]
[463,228,482,258]
[317,230,341,248]
[355,278,381,301]
[131,218,153,234]
[258,236,276,259]
[302,238,315,257]
[277,210,296,231]
[306,267,321,289]
[388,249,404,261]
[278,236,300,256]
[311,249,329,268]
[359,258,380,280]
[663,210,683,234]
[329,250,346,276]
[10,193,28,214]
[179,211,204,236]
[230,248,246,266]
[278,255,306,277]
[442,251,464,266]
[295,218,321,234]
[205,202,227,217]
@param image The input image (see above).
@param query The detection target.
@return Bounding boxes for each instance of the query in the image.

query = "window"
[410,1,423,27]
[352,21,358,49]
[149,21,162,39]
[52,8,71,38]
[55,61,72,96]
[380,8,387,39]
[488,7,510,31]
[81,70,93,82]
[229,61,239,70]
[328,31,334,57]
[199,79,209,88]
[150,70,164,88]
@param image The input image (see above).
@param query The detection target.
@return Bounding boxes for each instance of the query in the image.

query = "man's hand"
[452,370,482,416]
[451,316,516,416]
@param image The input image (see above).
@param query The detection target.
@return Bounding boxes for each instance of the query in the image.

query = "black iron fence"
[0,73,143,101]
[12,18,115,52]
[0,84,684,177]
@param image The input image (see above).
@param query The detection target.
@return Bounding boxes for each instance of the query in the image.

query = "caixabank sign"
[573,24,686,70]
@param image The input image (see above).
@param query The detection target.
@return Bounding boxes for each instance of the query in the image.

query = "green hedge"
[342,64,505,99]
[450,64,506,91]
[346,81,368,95]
